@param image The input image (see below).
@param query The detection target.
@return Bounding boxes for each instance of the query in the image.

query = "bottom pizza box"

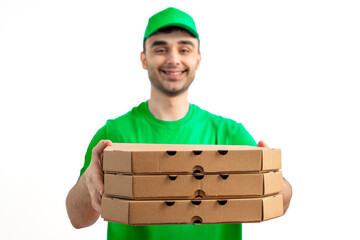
[101,194,283,225]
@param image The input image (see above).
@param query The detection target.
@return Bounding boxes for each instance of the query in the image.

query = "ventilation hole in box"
[217,200,228,205]
[168,175,178,181]
[194,190,205,199]
[193,175,204,180]
[191,200,202,205]
[218,150,228,155]
[220,174,229,180]
[192,166,204,174]
[164,201,175,206]
[166,151,177,156]
[193,171,204,180]
[193,150,202,155]
[191,216,203,225]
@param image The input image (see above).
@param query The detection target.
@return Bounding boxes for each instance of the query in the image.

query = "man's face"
[141,30,201,97]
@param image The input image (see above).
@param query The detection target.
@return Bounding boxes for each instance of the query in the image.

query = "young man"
[66,7,292,240]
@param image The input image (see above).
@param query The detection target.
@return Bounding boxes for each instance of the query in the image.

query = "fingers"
[88,182,102,212]
[92,167,104,196]
[257,140,269,148]
[92,140,112,157]
[85,167,104,213]
[92,140,112,168]
[86,140,112,212]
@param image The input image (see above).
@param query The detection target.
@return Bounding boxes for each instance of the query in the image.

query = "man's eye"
[155,48,166,53]
[180,49,190,53]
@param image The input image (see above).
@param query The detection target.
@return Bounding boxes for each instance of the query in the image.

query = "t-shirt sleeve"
[227,122,257,147]
[79,124,108,177]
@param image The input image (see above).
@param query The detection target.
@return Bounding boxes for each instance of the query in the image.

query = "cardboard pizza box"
[101,194,284,225]
[103,143,281,174]
[104,171,283,199]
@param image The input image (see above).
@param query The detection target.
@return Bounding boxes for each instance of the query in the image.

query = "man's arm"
[66,140,112,229]
[257,140,292,214]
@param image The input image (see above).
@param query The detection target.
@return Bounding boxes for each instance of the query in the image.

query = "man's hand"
[84,140,112,212]
[66,140,112,229]
[257,140,268,148]
[257,140,292,214]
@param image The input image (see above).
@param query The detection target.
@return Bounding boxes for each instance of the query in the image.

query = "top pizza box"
[103,143,281,174]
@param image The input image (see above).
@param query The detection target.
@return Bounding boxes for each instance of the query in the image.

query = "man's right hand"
[66,140,112,229]
[84,140,112,212]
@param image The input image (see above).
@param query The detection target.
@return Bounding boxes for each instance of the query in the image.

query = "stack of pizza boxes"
[101,143,283,225]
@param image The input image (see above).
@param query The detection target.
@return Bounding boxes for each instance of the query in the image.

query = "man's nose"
[166,49,181,66]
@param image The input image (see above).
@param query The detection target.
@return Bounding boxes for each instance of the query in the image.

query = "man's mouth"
[164,71,184,75]
[161,69,187,79]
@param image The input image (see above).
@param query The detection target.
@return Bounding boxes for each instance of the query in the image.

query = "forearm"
[281,177,292,214]
[66,173,100,229]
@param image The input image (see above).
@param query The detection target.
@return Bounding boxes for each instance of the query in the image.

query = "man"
[66,7,292,240]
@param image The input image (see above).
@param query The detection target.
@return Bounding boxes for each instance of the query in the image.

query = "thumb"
[257,140,269,148]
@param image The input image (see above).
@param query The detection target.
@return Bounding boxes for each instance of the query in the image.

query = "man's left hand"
[257,140,292,214]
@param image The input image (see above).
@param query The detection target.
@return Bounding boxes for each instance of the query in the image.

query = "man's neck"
[148,88,190,121]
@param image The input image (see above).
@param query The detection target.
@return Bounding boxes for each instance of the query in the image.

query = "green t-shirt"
[80,101,257,240]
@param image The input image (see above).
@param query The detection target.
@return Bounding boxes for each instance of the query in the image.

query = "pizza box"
[103,143,281,174]
[101,194,284,225]
[104,171,283,199]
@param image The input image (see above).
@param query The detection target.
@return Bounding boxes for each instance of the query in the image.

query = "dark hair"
[143,26,200,53]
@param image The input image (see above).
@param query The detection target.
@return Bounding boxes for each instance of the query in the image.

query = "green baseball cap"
[144,7,199,42]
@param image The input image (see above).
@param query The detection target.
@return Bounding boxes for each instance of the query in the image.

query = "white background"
[1,0,359,239]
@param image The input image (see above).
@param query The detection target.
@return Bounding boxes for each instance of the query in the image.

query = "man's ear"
[196,52,201,70]
[140,51,147,70]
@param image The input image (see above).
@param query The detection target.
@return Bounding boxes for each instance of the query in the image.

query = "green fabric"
[80,101,257,240]
[144,7,199,41]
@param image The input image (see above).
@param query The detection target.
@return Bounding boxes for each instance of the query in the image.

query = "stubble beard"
[148,69,195,97]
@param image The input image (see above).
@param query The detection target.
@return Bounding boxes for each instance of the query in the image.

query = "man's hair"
[143,26,200,53]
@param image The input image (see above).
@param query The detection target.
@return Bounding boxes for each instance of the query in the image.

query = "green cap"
[144,7,199,42]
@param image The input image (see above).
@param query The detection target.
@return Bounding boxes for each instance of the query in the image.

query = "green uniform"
[80,101,257,240]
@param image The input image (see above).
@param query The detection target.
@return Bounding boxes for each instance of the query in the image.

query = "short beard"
[148,74,195,97]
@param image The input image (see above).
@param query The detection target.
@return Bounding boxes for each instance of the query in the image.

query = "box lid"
[103,143,281,174]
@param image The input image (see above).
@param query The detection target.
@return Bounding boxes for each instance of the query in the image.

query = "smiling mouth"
[161,69,187,79]
[163,71,185,75]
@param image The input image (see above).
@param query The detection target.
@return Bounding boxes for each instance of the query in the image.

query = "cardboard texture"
[103,143,281,174]
[104,171,283,199]
[101,194,284,225]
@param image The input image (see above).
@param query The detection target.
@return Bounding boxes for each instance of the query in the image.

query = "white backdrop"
[1,0,359,239]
